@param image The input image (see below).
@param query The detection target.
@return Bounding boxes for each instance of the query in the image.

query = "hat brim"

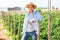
[26,4,37,9]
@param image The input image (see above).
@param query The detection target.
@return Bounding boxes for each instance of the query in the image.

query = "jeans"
[21,31,37,40]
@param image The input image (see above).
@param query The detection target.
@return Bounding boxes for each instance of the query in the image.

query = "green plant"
[3,11,60,40]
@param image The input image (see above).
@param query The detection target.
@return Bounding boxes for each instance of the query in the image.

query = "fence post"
[48,0,51,40]
[1,11,4,21]
[8,12,10,31]
[48,14,51,40]
[14,14,16,40]
[1,11,7,21]
[37,21,40,40]
[18,14,20,40]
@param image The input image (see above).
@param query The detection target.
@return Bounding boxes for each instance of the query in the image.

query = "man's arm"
[28,20,35,27]
[22,13,29,34]
[37,12,43,40]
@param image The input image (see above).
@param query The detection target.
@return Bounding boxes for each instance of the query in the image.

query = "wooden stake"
[18,14,20,40]
[48,0,51,40]
[8,13,10,31]
[48,14,51,40]
[37,21,40,40]
[14,14,16,40]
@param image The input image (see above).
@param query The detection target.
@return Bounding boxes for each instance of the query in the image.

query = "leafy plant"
[3,11,60,40]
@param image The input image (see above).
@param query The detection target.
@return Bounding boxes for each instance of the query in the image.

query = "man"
[21,2,42,40]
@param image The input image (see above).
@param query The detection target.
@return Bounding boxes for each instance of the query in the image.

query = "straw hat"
[26,2,37,9]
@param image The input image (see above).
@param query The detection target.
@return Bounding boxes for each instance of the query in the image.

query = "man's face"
[28,6,34,12]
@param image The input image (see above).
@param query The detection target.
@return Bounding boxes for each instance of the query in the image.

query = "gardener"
[21,2,42,40]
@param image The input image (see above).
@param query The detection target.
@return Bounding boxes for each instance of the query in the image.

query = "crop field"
[0,9,60,40]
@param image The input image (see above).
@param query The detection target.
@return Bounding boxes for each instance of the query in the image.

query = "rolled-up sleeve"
[37,12,43,21]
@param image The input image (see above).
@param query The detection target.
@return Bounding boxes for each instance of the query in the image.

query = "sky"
[0,0,60,11]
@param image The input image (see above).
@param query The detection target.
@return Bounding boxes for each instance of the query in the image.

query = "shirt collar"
[28,11,36,15]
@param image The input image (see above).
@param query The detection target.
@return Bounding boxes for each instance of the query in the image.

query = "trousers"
[21,31,37,40]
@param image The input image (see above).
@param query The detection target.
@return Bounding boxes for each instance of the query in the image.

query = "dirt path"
[0,20,11,40]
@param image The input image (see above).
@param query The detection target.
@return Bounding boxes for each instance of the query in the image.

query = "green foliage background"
[3,10,60,40]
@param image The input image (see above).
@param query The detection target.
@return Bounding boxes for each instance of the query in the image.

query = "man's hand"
[28,22,33,27]
[28,20,35,27]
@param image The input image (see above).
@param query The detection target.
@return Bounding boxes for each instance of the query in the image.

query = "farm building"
[8,7,21,11]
